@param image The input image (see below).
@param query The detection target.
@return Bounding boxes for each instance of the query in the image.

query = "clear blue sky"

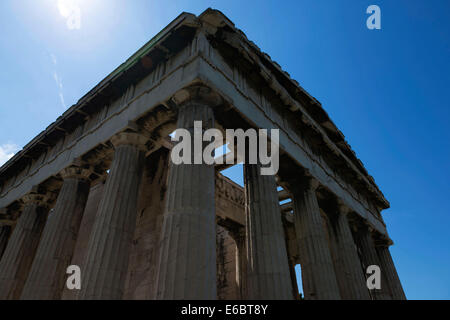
[0,1,448,300]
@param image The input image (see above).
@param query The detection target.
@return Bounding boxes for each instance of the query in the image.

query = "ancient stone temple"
[0,9,405,300]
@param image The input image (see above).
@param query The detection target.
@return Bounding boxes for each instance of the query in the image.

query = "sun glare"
[57,0,83,30]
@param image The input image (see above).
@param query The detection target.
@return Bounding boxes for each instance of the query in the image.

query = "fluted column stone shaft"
[21,165,91,300]
[155,102,217,299]
[244,163,293,300]
[77,132,146,299]
[354,225,391,300]
[291,180,341,300]
[0,225,11,259]
[376,244,406,300]
[327,207,370,300]
[229,228,246,300]
[0,193,49,299]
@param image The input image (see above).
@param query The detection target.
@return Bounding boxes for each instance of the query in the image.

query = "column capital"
[21,186,53,207]
[111,131,148,151]
[374,233,394,247]
[336,200,352,216]
[352,216,373,233]
[60,160,93,181]
[171,84,223,108]
[309,178,320,191]
[0,208,13,226]
[289,176,320,194]
[366,224,375,234]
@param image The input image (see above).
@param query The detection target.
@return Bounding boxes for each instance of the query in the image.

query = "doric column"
[244,163,293,300]
[0,208,12,259]
[354,224,392,300]
[0,224,11,259]
[291,179,341,300]
[0,188,50,299]
[77,131,147,299]
[155,101,217,299]
[326,205,370,300]
[21,162,92,300]
[376,242,406,300]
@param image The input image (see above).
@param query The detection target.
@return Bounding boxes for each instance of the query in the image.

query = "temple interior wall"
[216,225,239,300]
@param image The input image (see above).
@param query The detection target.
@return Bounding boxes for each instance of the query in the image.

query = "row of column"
[288,179,405,300]
[0,100,405,300]
[0,131,148,300]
